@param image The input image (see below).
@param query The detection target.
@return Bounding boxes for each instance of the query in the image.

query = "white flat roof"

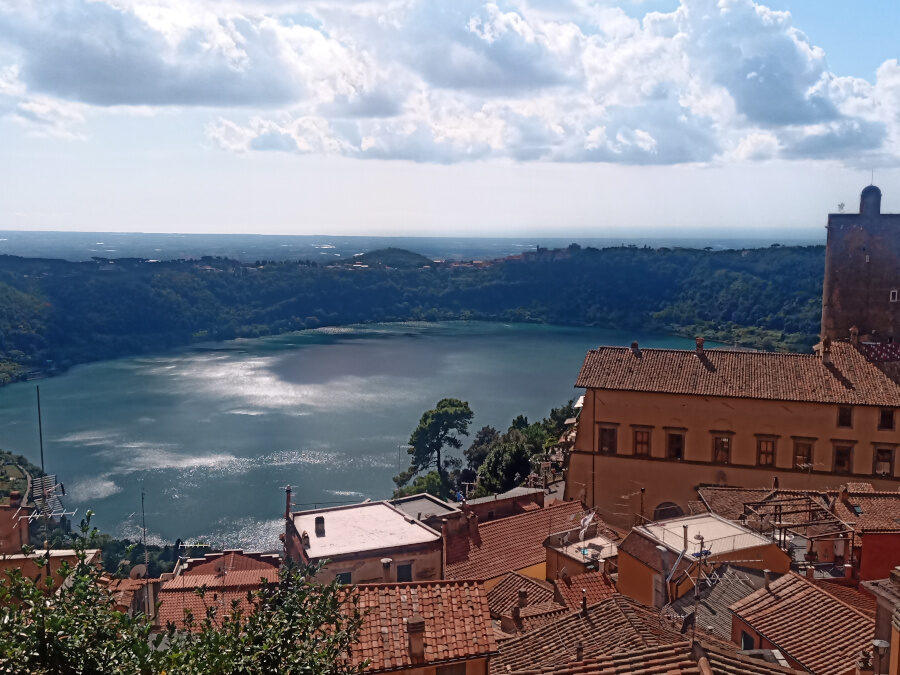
[636,514,769,557]
[293,502,440,559]
[556,534,618,562]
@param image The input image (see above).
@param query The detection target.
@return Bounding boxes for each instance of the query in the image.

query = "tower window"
[666,432,684,460]
[891,290,898,303]
[837,407,853,428]
[597,425,617,454]
[834,446,853,474]
[712,435,731,464]
[757,438,776,467]
[793,440,813,470]
[880,409,895,430]
[874,448,894,476]
[633,429,650,456]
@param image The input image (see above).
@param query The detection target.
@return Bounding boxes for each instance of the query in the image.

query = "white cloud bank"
[0,0,898,166]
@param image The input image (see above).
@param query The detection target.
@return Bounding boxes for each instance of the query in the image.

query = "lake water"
[0,322,699,550]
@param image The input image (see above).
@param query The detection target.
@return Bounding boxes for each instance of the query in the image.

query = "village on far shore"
[3,185,900,675]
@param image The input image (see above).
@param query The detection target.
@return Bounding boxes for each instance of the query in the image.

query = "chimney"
[581,589,587,614]
[517,588,528,608]
[631,341,641,357]
[845,563,854,580]
[683,525,689,552]
[772,476,779,490]
[695,337,704,356]
[381,558,393,583]
[407,615,426,663]
[511,605,521,622]
[840,487,851,505]
[821,337,833,365]
[575,642,584,662]
[8,491,21,508]
[314,515,325,537]
[764,569,771,591]
[850,326,860,345]
[806,565,815,580]
[467,513,479,538]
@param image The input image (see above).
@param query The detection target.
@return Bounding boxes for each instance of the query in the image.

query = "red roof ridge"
[355,578,484,589]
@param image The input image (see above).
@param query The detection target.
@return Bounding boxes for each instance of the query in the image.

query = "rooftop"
[488,595,684,674]
[730,572,874,675]
[180,549,281,576]
[465,486,546,506]
[445,500,585,581]
[292,501,441,559]
[575,341,900,406]
[506,641,801,674]
[486,571,555,618]
[634,513,771,558]
[554,570,618,610]
[389,493,459,522]
[351,580,497,673]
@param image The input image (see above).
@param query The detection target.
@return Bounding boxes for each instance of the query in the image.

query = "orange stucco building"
[564,339,900,528]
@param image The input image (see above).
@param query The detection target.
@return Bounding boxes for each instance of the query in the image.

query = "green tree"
[0,512,367,675]
[464,425,500,472]
[395,398,473,486]
[475,432,532,495]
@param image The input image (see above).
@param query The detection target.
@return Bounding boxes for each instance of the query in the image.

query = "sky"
[0,0,899,237]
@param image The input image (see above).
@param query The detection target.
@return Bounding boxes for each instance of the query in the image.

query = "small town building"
[444,500,585,589]
[285,499,442,584]
[730,571,875,675]
[861,566,900,672]
[0,548,100,592]
[485,571,555,619]
[542,515,621,580]
[552,569,617,611]
[351,580,497,675]
[156,550,281,631]
[462,487,545,522]
[616,513,790,608]
[389,493,461,531]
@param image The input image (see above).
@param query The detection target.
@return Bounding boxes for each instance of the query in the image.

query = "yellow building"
[564,338,900,528]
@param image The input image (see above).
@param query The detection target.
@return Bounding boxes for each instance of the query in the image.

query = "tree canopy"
[395,398,473,488]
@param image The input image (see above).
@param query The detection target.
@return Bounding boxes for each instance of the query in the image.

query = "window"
[597,426,617,454]
[793,440,813,470]
[757,438,776,466]
[335,572,352,585]
[633,429,651,456]
[874,448,894,476]
[666,432,684,460]
[741,631,755,651]
[880,409,895,430]
[837,406,853,428]
[436,664,466,675]
[834,446,853,474]
[712,435,731,464]
[891,289,898,303]
[397,563,412,583]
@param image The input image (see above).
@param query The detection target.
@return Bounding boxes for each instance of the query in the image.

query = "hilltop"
[0,244,824,384]
[344,248,433,269]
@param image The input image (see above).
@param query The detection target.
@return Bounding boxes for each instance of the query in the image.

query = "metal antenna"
[36,386,44,473]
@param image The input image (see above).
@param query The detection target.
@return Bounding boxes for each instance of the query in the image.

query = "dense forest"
[0,244,824,384]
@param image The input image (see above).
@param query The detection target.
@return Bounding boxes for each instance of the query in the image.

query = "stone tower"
[821,185,900,342]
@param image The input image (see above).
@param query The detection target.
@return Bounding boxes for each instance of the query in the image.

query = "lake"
[0,322,700,550]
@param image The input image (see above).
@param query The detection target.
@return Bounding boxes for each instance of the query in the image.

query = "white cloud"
[0,0,898,165]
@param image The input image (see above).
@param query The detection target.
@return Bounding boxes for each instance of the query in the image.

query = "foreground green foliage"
[0,244,823,381]
[0,514,366,675]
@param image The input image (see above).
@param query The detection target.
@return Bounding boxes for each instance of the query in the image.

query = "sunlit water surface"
[0,322,699,549]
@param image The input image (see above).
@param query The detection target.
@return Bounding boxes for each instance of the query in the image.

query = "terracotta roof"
[730,572,874,675]
[506,640,802,674]
[697,487,775,521]
[617,531,692,577]
[181,550,281,575]
[830,491,900,533]
[489,595,684,674]
[351,580,497,673]
[575,342,900,406]
[445,500,585,581]
[157,587,259,630]
[811,580,877,618]
[554,570,618,610]
[487,571,555,618]
[161,568,280,591]
[514,601,571,633]
[106,577,151,612]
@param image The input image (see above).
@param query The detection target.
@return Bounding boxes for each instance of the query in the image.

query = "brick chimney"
[518,588,528,608]
[630,341,641,357]
[575,641,584,662]
[821,337,833,365]
[314,515,325,537]
[695,337,704,356]
[581,589,587,614]
[407,615,426,663]
[381,558,392,583]
[850,326,860,345]
[806,565,815,580]
[764,569,771,591]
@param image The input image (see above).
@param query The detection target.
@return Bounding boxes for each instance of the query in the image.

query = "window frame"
[396,562,413,583]
[837,406,853,429]
[879,409,895,431]
[665,429,685,460]
[710,431,733,465]
[756,437,777,467]
[632,426,651,456]
[792,438,814,471]
[891,289,898,303]
[874,447,895,477]
[335,571,352,585]
[596,423,618,454]
[833,444,854,475]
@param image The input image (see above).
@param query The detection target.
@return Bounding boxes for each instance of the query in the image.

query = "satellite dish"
[129,564,148,579]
